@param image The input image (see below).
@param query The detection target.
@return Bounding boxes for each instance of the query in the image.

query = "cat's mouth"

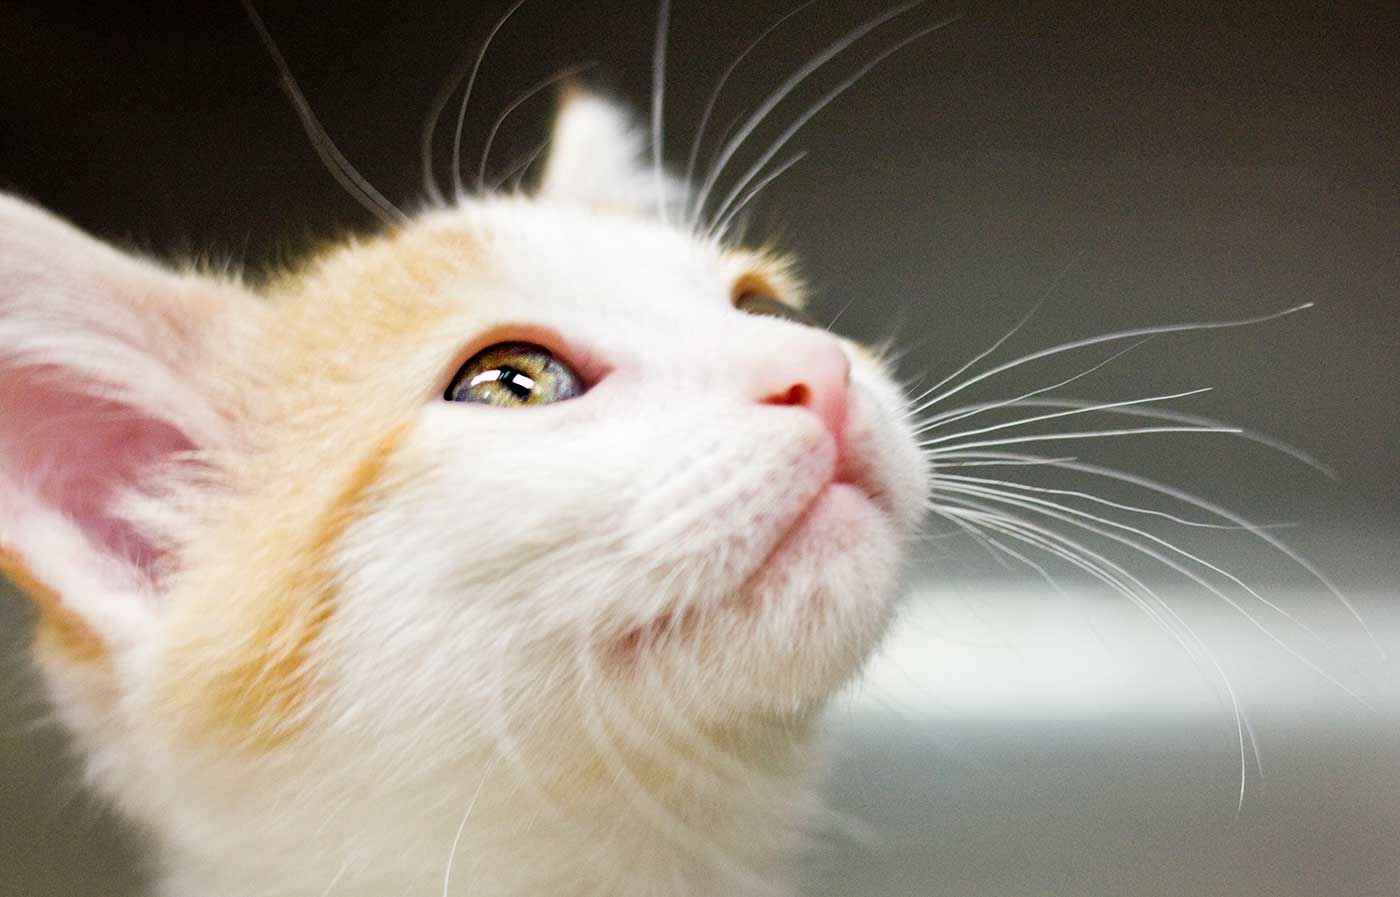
[610,452,893,659]
[607,387,912,665]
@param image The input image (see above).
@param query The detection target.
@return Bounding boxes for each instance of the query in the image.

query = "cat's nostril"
[752,345,850,443]
[763,383,812,409]
[744,328,851,442]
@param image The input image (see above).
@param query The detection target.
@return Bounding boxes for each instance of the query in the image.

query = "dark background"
[1,2,1397,895]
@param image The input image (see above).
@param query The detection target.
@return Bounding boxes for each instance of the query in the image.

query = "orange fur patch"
[160,424,411,750]
[0,548,107,666]
[726,249,807,309]
[157,222,481,750]
[154,222,482,751]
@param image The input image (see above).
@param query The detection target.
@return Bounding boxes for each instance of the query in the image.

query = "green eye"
[735,292,817,327]
[444,342,584,407]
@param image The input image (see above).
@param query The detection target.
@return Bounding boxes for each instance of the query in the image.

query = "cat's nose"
[752,338,851,443]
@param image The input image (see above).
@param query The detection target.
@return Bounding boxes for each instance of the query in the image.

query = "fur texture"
[0,92,928,897]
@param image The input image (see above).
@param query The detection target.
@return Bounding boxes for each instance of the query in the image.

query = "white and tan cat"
[0,91,927,896]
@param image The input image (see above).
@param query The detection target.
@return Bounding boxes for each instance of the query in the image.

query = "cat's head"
[0,91,926,887]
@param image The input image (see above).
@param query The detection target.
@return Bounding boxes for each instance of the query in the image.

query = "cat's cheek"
[847,365,931,533]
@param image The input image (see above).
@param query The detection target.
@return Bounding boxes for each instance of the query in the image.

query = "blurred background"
[1,1,1396,894]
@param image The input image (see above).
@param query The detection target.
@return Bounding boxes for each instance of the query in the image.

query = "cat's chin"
[608,477,900,719]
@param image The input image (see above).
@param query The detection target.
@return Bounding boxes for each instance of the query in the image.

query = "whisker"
[240,0,406,226]
[489,138,550,192]
[933,455,1078,469]
[683,0,822,216]
[693,0,931,222]
[933,473,1265,530]
[936,484,1368,706]
[477,62,598,193]
[825,294,861,333]
[909,336,1153,429]
[450,0,530,199]
[652,0,673,222]
[707,151,808,239]
[935,500,1259,808]
[979,530,1072,599]
[706,14,962,232]
[934,451,1377,649]
[421,1,524,202]
[939,483,1299,624]
[940,503,1174,635]
[931,397,1335,476]
[910,255,1091,414]
[924,424,1242,453]
[440,754,499,897]
[915,303,1315,414]
[920,387,1213,444]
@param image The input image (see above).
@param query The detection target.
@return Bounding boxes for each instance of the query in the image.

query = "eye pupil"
[497,368,534,400]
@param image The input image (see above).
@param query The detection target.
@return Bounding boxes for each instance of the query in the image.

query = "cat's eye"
[444,342,583,407]
[735,292,817,328]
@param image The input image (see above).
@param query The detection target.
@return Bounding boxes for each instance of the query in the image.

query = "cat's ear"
[537,86,683,215]
[0,194,257,656]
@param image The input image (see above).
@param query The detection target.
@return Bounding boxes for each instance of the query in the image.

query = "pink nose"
[751,337,851,443]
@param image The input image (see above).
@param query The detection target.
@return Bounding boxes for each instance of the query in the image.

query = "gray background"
[1,1,1397,895]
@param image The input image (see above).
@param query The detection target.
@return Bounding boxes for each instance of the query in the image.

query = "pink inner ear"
[1,365,195,578]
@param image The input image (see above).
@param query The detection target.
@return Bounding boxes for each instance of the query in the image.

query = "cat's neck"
[142,717,823,897]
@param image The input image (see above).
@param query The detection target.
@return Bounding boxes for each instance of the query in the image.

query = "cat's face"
[0,91,926,877]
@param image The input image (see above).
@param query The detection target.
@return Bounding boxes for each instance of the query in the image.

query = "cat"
[0,80,929,895]
[4,3,1361,895]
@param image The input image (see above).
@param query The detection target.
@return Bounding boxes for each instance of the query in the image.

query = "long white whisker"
[652,0,672,222]
[921,388,1213,444]
[925,424,1241,452]
[940,503,1174,635]
[707,151,808,239]
[683,0,821,217]
[904,249,1086,410]
[934,451,1377,649]
[693,0,930,221]
[240,0,406,226]
[929,397,1334,476]
[937,483,1368,706]
[915,304,1315,414]
[707,15,961,231]
[421,2,522,203]
[935,500,1258,808]
[441,754,499,897]
[825,294,861,333]
[939,482,1300,623]
[934,455,1078,469]
[450,0,530,198]
[933,473,1263,530]
[490,138,550,192]
[980,531,1073,600]
[477,62,597,192]
[909,337,1153,429]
